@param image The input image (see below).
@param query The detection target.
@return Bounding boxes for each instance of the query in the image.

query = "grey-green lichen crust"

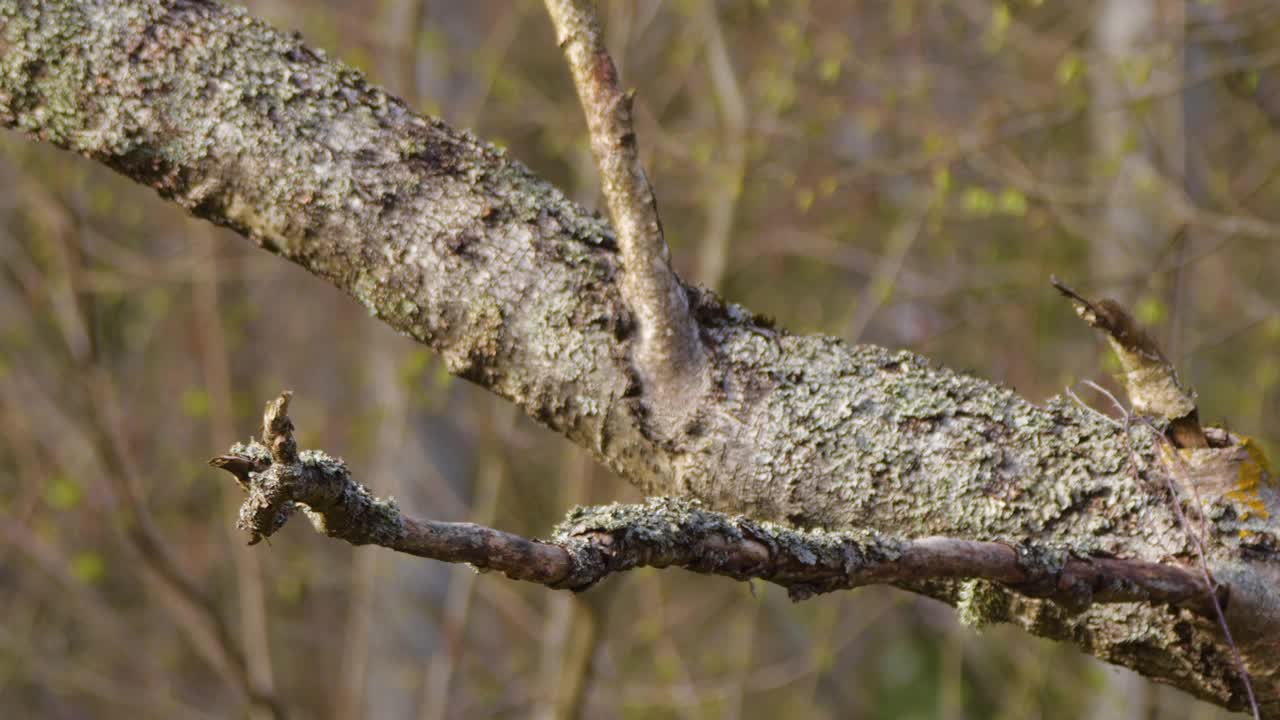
[3,1,1279,713]
[293,449,404,547]
[552,497,906,597]
[226,440,405,547]
[956,579,1011,629]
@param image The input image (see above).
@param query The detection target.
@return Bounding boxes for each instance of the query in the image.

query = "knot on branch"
[209,392,404,547]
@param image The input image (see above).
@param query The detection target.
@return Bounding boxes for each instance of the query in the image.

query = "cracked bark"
[2,1,1279,714]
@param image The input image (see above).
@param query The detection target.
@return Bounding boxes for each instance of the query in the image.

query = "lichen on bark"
[3,1,1280,713]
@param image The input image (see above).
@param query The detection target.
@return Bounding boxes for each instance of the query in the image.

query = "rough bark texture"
[2,1,1279,713]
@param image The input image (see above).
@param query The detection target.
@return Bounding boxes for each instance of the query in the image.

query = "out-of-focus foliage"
[2,1,1277,717]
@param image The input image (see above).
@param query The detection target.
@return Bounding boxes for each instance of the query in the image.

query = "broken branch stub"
[1051,276,1208,448]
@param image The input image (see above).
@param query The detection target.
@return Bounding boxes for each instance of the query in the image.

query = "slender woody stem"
[543,0,706,424]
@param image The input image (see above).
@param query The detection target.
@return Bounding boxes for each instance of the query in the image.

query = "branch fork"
[543,0,707,428]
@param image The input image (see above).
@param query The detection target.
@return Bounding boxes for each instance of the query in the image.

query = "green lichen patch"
[956,579,1011,629]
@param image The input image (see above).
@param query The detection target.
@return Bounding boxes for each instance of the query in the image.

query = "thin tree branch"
[542,0,706,424]
[212,393,1222,618]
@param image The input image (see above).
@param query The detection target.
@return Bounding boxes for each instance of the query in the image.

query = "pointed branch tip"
[1051,277,1206,448]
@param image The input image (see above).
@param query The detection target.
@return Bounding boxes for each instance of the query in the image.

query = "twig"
[420,419,506,720]
[846,206,924,342]
[90,378,288,719]
[542,0,706,424]
[534,444,609,720]
[44,204,288,720]
[1064,384,1122,429]
[212,393,1223,617]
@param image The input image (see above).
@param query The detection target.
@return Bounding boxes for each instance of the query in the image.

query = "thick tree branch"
[3,1,1279,713]
[213,393,1221,618]
[542,0,706,426]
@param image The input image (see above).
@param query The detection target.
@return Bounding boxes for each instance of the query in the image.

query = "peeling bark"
[2,1,1279,713]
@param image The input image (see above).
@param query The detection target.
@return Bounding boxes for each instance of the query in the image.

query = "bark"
[2,1,1279,713]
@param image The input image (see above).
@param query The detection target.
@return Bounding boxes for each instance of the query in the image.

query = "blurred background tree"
[2,0,1278,717]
